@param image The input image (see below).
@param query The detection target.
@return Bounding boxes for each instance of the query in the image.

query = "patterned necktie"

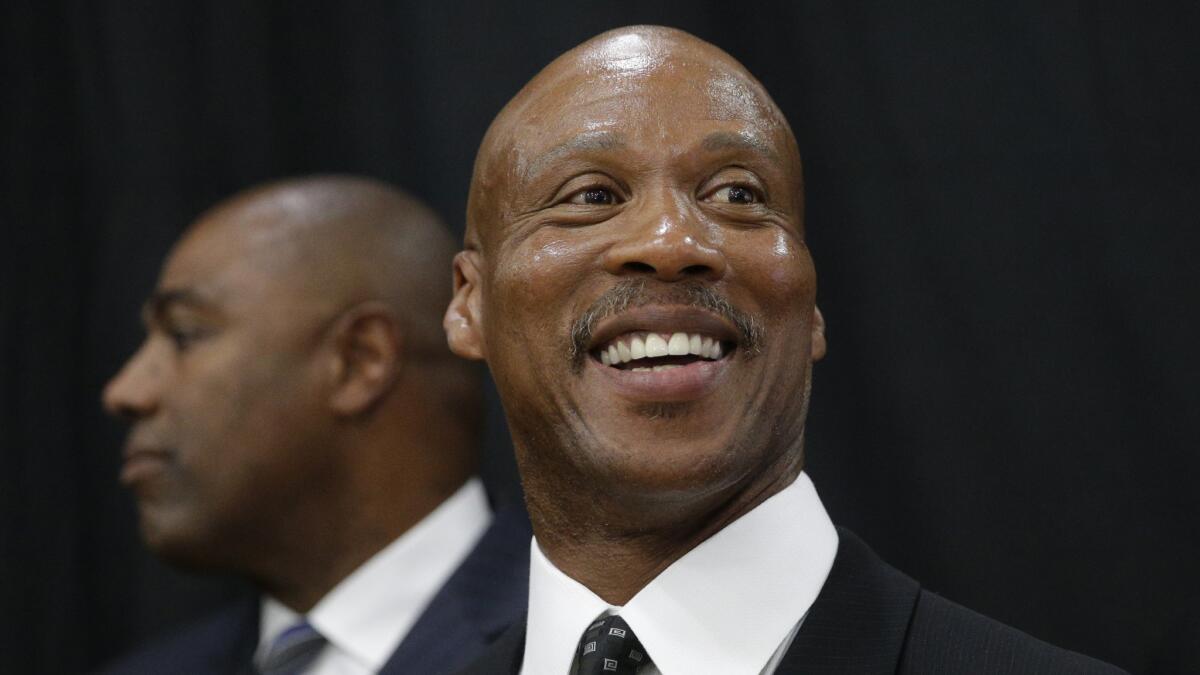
[575,615,650,675]
[257,620,327,675]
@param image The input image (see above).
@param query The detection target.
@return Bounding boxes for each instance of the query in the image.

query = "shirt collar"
[258,477,492,670]
[522,472,837,675]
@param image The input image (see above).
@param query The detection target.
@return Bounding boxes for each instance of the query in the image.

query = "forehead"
[506,42,789,163]
[158,210,295,308]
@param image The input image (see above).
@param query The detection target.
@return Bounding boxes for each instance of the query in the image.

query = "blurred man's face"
[103,215,335,568]
[460,34,826,505]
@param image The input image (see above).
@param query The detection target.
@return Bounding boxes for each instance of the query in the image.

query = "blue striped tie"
[258,620,327,675]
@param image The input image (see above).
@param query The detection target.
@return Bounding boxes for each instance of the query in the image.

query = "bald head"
[187,175,458,355]
[467,26,802,252]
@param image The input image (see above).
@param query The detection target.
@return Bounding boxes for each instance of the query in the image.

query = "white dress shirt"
[520,472,838,675]
[256,478,492,675]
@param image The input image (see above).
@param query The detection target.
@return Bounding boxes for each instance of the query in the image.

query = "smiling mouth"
[593,330,734,370]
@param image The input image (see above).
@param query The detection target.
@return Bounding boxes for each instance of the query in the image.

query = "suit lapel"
[380,600,487,674]
[773,528,920,675]
[379,506,531,675]
[455,618,527,675]
[212,596,261,675]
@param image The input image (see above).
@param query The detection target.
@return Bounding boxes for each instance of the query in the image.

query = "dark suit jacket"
[459,527,1126,675]
[99,506,531,675]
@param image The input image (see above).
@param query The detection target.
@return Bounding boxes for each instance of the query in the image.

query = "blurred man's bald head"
[185,175,458,355]
[466,25,802,253]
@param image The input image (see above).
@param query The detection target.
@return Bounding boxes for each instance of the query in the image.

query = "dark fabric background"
[3,2,1197,673]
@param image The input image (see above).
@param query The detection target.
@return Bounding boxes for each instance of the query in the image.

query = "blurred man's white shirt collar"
[521,471,837,675]
[257,477,492,674]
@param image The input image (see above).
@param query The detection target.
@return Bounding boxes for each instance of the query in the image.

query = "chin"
[138,507,224,572]
[582,431,756,500]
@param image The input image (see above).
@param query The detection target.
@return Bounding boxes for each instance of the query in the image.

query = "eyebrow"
[141,288,215,325]
[524,131,627,180]
[700,131,780,163]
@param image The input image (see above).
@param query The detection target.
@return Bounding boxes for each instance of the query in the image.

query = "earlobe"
[811,306,827,362]
[444,250,486,361]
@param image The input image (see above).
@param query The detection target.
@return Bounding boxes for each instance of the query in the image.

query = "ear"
[810,306,827,362]
[444,250,486,361]
[328,302,403,416]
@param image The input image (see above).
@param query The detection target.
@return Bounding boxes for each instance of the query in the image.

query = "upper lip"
[123,441,172,462]
[587,305,741,353]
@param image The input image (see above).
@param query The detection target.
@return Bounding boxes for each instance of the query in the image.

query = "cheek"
[739,229,817,312]
[171,350,299,489]
[768,230,813,287]
[489,232,600,336]
[513,235,592,287]
[483,233,605,414]
[726,229,819,369]
[169,381,253,505]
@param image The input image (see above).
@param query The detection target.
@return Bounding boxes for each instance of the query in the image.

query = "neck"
[254,417,475,612]
[526,450,803,605]
[256,514,400,612]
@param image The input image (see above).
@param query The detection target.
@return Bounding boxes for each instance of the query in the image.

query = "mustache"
[568,279,764,369]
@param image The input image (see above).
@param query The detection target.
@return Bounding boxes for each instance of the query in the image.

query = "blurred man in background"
[100,175,528,674]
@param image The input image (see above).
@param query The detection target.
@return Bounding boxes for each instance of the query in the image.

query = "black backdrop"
[3,2,1197,673]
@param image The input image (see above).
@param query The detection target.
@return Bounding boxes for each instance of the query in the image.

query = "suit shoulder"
[900,590,1127,674]
[95,603,257,675]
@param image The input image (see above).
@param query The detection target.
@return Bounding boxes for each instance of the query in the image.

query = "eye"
[168,329,201,351]
[162,324,210,352]
[567,187,618,205]
[710,185,758,204]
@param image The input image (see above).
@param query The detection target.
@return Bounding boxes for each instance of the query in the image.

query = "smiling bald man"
[447,26,1123,675]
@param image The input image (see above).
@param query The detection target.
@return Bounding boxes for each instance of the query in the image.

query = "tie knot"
[258,620,327,675]
[576,615,649,674]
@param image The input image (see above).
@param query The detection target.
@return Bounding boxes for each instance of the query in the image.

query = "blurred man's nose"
[602,190,727,282]
[102,342,162,421]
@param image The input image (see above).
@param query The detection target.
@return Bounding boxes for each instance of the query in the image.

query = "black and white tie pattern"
[575,614,649,675]
[257,620,327,675]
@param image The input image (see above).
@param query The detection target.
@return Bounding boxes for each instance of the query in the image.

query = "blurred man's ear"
[329,302,402,415]
[811,306,827,362]
[444,250,486,361]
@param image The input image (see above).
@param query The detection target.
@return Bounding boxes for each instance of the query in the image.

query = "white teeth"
[667,332,690,355]
[644,334,669,358]
[632,366,651,372]
[617,341,632,363]
[652,364,682,372]
[630,336,646,359]
[599,331,727,366]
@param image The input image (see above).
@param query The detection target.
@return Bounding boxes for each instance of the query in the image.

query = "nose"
[102,342,163,421]
[602,191,727,282]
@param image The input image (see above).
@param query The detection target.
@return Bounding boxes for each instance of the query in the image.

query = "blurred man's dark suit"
[461,528,1126,675]
[99,506,530,675]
